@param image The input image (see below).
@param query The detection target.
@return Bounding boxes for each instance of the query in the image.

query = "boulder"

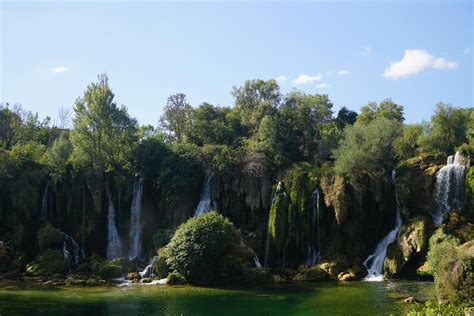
[127,272,141,281]
[293,266,329,281]
[337,271,356,281]
[384,217,430,278]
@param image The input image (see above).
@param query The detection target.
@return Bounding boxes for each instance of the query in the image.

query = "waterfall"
[306,188,321,266]
[432,152,466,224]
[40,184,48,219]
[363,170,403,281]
[193,173,212,216]
[128,178,144,260]
[139,256,158,278]
[253,254,262,268]
[54,228,82,266]
[106,186,122,259]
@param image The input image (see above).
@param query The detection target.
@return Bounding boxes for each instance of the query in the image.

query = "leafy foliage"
[165,211,250,285]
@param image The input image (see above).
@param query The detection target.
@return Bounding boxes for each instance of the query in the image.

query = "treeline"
[0,74,472,220]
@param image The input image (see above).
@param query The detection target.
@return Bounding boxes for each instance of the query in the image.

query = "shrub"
[99,258,124,279]
[37,223,63,250]
[26,249,67,276]
[166,272,186,285]
[165,211,250,285]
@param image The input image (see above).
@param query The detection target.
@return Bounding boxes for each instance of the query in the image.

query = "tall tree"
[71,74,138,173]
[159,93,192,142]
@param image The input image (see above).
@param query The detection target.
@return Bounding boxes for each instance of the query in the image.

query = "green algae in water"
[0,281,433,315]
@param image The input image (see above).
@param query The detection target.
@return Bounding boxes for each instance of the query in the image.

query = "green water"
[0,281,433,315]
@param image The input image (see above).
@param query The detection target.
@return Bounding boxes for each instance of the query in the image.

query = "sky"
[1,1,472,126]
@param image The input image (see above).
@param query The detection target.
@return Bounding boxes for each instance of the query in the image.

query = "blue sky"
[1,1,472,126]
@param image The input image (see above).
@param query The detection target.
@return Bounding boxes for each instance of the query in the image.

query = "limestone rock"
[384,217,430,278]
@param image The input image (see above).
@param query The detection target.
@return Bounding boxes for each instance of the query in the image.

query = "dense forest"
[0,74,473,307]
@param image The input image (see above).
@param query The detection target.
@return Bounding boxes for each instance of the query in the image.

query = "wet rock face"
[384,217,430,278]
[0,241,11,272]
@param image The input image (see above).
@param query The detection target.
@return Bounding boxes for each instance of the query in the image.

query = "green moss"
[152,247,170,279]
[293,266,329,281]
[268,182,289,253]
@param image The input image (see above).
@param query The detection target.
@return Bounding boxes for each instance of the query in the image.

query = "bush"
[166,272,186,285]
[37,223,63,250]
[26,249,67,276]
[165,211,250,285]
[406,300,466,316]
[99,258,124,279]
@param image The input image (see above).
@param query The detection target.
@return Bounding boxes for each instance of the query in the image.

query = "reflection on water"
[0,281,433,315]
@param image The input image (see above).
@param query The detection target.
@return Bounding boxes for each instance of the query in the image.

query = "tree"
[44,132,73,182]
[357,99,404,124]
[279,91,334,160]
[70,74,138,173]
[420,103,472,155]
[159,93,192,142]
[336,106,358,129]
[394,123,424,159]
[334,116,402,177]
[231,79,281,130]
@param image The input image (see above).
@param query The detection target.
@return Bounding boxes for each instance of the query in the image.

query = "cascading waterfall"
[128,178,144,260]
[363,170,402,281]
[432,152,466,224]
[253,254,262,268]
[40,184,49,219]
[194,173,212,216]
[54,228,82,266]
[306,188,321,266]
[139,256,158,278]
[106,185,122,259]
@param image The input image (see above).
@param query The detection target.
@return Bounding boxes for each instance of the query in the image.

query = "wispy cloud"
[50,66,69,73]
[292,74,322,85]
[362,47,372,56]
[384,49,457,80]
[316,83,329,89]
[336,70,350,76]
[275,75,287,83]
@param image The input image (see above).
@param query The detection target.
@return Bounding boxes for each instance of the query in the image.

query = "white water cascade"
[194,173,212,216]
[363,170,403,281]
[128,178,144,260]
[139,256,158,278]
[306,188,321,266]
[54,228,82,266]
[432,152,466,224]
[106,186,122,259]
[253,254,262,268]
[40,184,49,219]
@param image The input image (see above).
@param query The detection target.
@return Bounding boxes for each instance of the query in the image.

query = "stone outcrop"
[384,217,430,278]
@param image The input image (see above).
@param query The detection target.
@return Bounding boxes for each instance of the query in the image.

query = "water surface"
[0,281,433,315]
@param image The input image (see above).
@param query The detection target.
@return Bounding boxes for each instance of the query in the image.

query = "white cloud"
[316,83,329,89]
[336,70,350,76]
[50,66,69,73]
[362,47,372,56]
[275,75,287,83]
[464,48,471,55]
[383,49,457,80]
[291,74,322,85]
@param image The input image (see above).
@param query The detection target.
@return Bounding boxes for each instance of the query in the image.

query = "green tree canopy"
[71,74,138,173]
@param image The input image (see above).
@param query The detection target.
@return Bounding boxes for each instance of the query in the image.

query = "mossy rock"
[37,223,63,250]
[152,248,170,279]
[98,259,124,280]
[293,266,329,281]
[241,268,273,284]
[26,249,67,276]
